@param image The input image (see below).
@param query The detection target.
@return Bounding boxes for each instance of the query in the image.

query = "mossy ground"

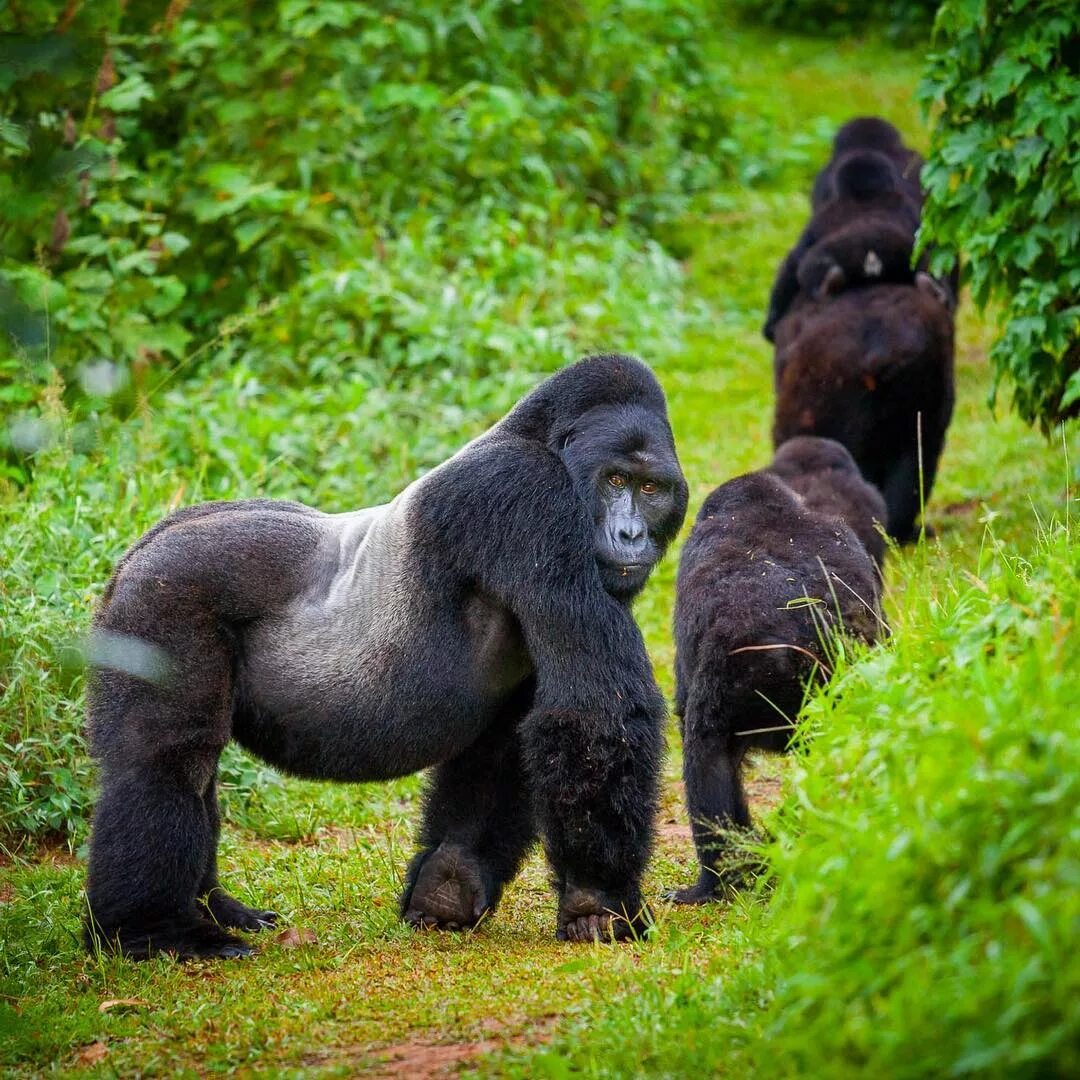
[2,20,1075,1079]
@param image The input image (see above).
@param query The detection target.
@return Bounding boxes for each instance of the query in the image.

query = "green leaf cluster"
[731,0,940,43]
[1,0,732,449]
[918,0,1080,431]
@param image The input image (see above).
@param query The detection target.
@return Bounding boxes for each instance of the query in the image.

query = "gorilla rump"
[763,117,953,343]
[83,354,689,959]
[772,281,955,542]
[669,437,884,904]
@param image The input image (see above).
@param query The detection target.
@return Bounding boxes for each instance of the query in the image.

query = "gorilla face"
[558,404,688,601]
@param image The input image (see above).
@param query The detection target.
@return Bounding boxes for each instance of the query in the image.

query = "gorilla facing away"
[669,437,885,904]
[772,281,955,542]
[810,116,925,211]
[84,354,689,959]
[763,117,957,343]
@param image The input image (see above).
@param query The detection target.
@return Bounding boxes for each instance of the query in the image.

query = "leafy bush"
[1,0,731,443]
[0,0,725,839]
[732,0,939,42]
[918,0,1080,431]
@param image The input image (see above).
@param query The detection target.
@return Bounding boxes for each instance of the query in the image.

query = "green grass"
[2,16,1078,1079]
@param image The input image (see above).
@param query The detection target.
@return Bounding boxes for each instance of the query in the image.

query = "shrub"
[732,0,940,42]
[0,0,732,436]
[918,0,1080,431]
[504,520,1080,1077]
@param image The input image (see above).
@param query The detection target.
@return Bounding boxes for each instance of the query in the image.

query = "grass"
[2,16,1078,1079]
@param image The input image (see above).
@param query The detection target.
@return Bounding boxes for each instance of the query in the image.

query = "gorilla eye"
[607,474,626,488]
[640,481,658,495]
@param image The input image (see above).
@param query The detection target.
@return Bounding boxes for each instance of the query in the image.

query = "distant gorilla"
[772,281,955,542]
[83,354,689,959]
[669,437,884,904]
[764,117,957,342]
[764,149,928,341]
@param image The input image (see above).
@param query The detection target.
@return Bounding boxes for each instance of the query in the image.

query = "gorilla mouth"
[599,559,651,581]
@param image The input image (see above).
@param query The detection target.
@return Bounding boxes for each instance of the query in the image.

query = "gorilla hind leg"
[84,761,253,959]
[198,778,277,932]
[670,717,754,906]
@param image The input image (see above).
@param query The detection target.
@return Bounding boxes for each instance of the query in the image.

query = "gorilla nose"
[613,521,648,560]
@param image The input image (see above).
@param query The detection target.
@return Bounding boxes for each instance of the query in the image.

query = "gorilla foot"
[557,886,652,943]
[666,857,764,905]
[402,843,491,931]
[203,889,279,932]
[665,881,719,905]
[85,915,255,961]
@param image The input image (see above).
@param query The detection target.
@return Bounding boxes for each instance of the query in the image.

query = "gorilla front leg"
[520,636,665,943]
[402,688,537,931]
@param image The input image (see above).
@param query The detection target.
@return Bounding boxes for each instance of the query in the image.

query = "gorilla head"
[556,403,687,600]
[831,149,902,202]
[831,116,906,156]
[769,436,888,567]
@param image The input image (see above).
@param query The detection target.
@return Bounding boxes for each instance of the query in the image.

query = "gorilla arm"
[763,224,819,343]
[430,440,664,942]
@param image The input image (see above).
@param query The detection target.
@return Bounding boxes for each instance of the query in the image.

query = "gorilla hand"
[402,843,493,931]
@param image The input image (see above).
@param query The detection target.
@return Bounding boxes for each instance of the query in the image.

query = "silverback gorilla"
[83,354,689,959]
[669,437,885,903]
[772,281,955,542]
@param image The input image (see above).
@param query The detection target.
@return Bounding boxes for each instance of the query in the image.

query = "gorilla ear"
[915,271,953,311]
[561,431,576,450]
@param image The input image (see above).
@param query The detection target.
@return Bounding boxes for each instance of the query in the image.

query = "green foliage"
[503,521,1080,1077]
[918,0,1080,431]
[732,0,939,42]
[1,0,731,443]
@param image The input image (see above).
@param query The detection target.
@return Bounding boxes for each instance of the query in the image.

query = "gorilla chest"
[462,592,532,699]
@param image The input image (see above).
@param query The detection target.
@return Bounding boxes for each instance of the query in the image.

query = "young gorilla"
[763,148,930,342]
[84,354,689,959]
[669,437,885,904]
[772,281,956,542]
[764,117,958,343]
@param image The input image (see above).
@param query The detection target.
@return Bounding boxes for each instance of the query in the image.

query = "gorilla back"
[84,353,688,959]
[772,281,956,542]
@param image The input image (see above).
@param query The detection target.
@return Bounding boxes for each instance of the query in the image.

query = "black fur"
[669,437,884,904]
[764,118,958,343]
[768,436,888,568]
[83,354,688,958]
[810,117,925,210]
[772,282,956,542]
